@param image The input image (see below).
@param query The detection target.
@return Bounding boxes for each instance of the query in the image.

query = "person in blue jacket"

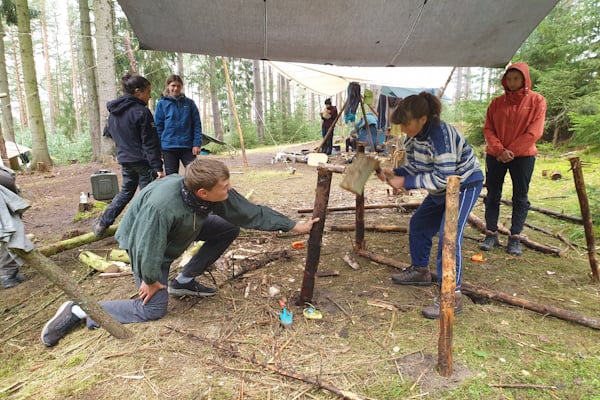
[377,92,484,319]
[154,75,203,175]
[93,73,165,237]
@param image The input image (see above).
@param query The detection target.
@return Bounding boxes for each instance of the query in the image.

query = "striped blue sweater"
[393,121,483,196]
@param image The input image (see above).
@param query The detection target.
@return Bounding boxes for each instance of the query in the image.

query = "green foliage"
[15,129,93,165]
[444,100,489,146]
[568,93,600,149]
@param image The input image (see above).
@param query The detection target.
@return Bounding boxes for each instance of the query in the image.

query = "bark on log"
[356,250,600,330]
[569,157,599,282]
[108,249,130,263]
[296,203,419,214]
[11,248,132,339]
[468,213,564,256]
[38,225,118,257]
[79,250,121,273]
[299,167,332,305]
[438,176,459,377]
[330,224,408,233]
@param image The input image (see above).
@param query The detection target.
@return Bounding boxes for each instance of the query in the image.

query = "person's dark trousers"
[345,137,356,152]
[99,162,155,228]
[483,155,535,235]
[321,127,334,155]
[181,214,240,278]
[163,149,197,175]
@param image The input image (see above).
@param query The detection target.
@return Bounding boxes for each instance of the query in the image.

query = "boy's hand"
[291,217,320,234]
[139,281,167,305]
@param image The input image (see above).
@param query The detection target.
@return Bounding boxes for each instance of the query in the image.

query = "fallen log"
[355,250,600,330]
[11,248,132,339]
[468,213,564,256]
[223,249,292,283]
[480,195,583,224]
[79,250,122,273]
[296,203,419,214]
[38,225,118,257]
[108,249,130,263]
[330,224,408,233]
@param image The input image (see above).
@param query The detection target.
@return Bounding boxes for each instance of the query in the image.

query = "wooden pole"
[438,176,459,377]
[437,67,456,99]
[298,167,332,305]
[354,144,366,250]
[355,251,600,330]
[568,157,599,282]
[222,57,248,168]
[11,248,132,339]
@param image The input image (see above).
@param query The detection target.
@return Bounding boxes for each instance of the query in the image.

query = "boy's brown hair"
[184,158,230,191]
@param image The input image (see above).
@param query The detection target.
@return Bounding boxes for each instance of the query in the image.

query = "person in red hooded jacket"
[480,62,546,256]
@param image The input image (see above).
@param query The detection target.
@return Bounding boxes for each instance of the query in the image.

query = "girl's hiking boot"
[506,236,523,256]
[422,292,464,320]
[479,232,500,251]
[391,266,431,286]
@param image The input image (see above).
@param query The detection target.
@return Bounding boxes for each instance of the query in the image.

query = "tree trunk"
[10,29,27,131]
[177,52,184,76]
[208,56,223,141]
[124,30,137,73]
[93,0,118,161]
[0,18,15,142]
[67,13,82,136]
[262,61,268,117]
[79,0,102,160]
[15,0,52,168]
[40,0,56,135]
[253,60,264,143]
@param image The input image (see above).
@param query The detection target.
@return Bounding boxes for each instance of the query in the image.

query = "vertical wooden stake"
[222,57,248,168]
[569,157,599,282]
[354,143,366,250]
[299,167,332,305]
[438,175,459,377]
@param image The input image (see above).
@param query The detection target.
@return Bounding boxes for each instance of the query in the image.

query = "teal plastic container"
[90,170,119,201]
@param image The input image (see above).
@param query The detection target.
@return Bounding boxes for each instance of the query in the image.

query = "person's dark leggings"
[483,155,535,235]
[87,215,240,327]
[321,128,334,155]
[99,162,155,228]
[163,149,197,175]
[181,214,240,278]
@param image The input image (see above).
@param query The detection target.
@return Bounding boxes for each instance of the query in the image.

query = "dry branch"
[296,203,418,214]
[165,325,365,400]
[330,224,408,233]
[481,195,583,224]
[356,250,600,330]
[468,213,564,256]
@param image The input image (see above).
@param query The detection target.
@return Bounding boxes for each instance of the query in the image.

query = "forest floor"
[1,142,599,400]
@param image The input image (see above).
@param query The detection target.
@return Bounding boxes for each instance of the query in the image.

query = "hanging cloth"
[344,82,361,124]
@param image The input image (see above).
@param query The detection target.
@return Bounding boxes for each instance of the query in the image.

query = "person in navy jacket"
[154,75,203,175]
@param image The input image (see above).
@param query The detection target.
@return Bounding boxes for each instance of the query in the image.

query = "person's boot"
[506,235,522,256]
[391,266,432,286]
[421,292,464,320]
[479,231,500,251]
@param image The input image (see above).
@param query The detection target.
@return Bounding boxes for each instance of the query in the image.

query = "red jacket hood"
[501,61,532,94]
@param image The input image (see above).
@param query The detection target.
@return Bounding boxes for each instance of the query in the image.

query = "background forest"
[0,0,598,167]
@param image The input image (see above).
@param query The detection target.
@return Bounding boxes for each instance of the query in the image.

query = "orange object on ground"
[292,241,305,249]
[471,253,484,262]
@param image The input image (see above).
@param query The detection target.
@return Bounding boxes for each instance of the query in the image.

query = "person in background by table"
[320,98,338,155]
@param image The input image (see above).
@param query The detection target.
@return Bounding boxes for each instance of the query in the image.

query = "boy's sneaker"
[391,266,432,286]
[168,278,217,297]
[479,232,500,251]
[93,220,108,237]
[506,236,522,256]
[422,292,464,320]
[41,301,82,347]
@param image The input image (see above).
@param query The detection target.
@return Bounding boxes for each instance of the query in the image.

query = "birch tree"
[252,59,264,143]
[15,0,52,167]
